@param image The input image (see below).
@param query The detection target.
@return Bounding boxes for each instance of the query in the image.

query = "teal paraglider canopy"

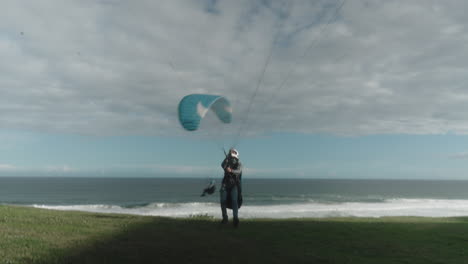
[178,94,232,131]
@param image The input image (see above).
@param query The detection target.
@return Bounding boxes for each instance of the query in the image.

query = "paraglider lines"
[233,3,292,147]
[261,0,348,117]
[241,0,348,139]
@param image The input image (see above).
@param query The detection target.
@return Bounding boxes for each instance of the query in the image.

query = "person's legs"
[230,186,239,227]
[220,186,228,223]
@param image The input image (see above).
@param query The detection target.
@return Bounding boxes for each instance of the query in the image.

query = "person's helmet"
[229,148,239,159]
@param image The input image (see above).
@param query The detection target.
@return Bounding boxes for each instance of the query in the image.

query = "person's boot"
[220,218,228,224]
[233,218,239,228]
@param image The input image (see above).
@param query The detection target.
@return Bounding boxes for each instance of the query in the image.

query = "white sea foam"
[33,198,468,218]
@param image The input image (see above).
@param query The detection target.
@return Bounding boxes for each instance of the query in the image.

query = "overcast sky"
[1,0,468,178]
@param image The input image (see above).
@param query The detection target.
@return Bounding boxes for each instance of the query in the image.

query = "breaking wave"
[33,198,468,218]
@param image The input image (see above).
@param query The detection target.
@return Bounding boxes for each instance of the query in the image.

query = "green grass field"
[1,205,468,263]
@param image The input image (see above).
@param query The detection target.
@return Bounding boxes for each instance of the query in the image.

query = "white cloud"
[1,0,468,136]
[108,163,309,177]
[0,163,77,174]
[45,165,76,173]
[110,163,216,175]
[150,165,214,174]
[449,152,468,160]
[0,164,17,171]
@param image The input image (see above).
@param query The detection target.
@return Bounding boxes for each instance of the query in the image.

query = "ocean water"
[2,177,468,218]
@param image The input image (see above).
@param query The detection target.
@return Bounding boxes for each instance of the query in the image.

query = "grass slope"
[1,205,468,263]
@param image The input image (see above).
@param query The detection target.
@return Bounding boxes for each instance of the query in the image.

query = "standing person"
[220,148,242,227]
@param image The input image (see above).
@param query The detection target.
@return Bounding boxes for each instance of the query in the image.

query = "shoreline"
[7,197,468,219]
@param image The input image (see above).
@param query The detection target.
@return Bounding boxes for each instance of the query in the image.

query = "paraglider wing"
[178,94,232,131]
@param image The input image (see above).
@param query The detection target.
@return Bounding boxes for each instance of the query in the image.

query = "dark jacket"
[221,156,242,188]
[221,156,243,209]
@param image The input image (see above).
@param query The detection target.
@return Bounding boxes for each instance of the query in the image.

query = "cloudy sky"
[1,0,468,178]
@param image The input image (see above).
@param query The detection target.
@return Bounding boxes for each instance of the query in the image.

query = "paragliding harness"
[222,151,243,209]
[200,180,216,197]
